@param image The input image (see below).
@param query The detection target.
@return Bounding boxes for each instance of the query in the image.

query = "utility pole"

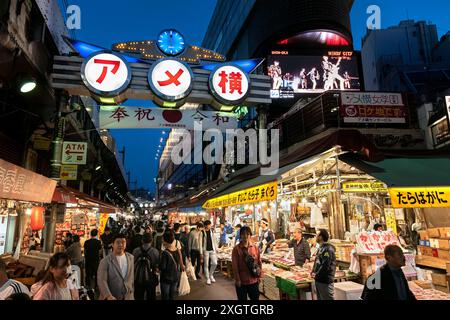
[127,171,131,188]
[119,146,126,167]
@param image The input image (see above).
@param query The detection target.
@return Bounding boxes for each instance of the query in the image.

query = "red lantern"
[30,207,45,231]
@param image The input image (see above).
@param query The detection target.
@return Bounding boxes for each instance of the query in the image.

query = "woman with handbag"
[231,226,262,301]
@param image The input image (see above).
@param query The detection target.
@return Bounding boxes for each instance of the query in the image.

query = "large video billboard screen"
[267,51,361,98]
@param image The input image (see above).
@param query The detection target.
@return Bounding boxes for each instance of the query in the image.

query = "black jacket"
[160,249,181,284]
[312,243,336,284]
[259,229,275,253]
[361,264,416,300]
[289,238,311,267]
[84,238,102,269]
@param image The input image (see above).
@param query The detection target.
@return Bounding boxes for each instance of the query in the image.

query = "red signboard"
[340,105,408,124]
[0,158,57,203]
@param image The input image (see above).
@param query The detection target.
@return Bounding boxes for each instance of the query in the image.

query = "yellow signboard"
[343,181,388,193]
[384,208,397,235]
[60,164,78,181]
[389,187,450,208]
[203,181,278,209]
[98,213,109,236]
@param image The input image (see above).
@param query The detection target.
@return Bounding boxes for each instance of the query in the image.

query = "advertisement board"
[267,51,361,98]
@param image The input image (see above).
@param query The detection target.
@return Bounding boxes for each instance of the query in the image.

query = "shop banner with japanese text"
[389,187,450,208]
[340,92,407,124]
[203,181,277,209]
[343,181,388,193]
[100,106,238,131]
[0,158,57,203]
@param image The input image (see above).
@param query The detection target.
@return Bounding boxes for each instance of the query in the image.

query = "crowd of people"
[0,216,415,301]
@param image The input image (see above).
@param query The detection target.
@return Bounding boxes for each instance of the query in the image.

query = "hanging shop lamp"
[30,206,45,231]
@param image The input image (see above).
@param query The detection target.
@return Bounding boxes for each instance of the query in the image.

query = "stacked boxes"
[418,229,450,261]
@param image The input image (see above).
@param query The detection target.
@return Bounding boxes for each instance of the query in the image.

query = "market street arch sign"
[52,30,271,111]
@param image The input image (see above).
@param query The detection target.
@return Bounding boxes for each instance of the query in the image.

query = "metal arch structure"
[51,36,272,111]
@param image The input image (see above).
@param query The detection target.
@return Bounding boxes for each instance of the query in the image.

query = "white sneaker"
[210,276,216,283]
[206,279,211,285]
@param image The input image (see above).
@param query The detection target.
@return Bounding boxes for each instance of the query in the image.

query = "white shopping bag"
[155,274,161,296]
[186,260,197,281]
[178,271,190,296]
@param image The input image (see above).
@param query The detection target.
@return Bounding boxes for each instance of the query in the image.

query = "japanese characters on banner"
[209,65,250,106]
[81,52,131,96]
[389,187,450,208]
[202,181,278,209]
[342,181,388,193]
[0,158,57,203]
[356,230,401,254]
[149,59,193,102]
[100,106,238,130]
[62,142,88,165]
[79,52,252,109]
[340,92,407,124]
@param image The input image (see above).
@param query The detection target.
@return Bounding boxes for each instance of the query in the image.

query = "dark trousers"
[135,283,156,301]
[85,264,98,290]
[236,283,260,301]
[190,250,201,276]
[315,281,334,300]
[161,281,178,300]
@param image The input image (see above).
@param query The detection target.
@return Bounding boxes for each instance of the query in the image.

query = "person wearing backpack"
[132,233,159,301]
[160,231,184,300]
[231,226,262,301]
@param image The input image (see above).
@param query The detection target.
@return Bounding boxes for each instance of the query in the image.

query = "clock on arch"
[157,29,186,56]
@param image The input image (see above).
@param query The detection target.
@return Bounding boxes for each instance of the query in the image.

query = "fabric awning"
[54,186,119,213]
[340,154,450,187]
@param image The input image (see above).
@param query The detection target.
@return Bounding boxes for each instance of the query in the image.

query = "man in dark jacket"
[288,228,311,267]
[84,229,102,290]
[128,225,143,253]
[312,229,336,300]
[361,245,416,300]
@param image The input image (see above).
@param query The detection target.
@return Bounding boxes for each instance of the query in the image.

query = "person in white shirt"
[0,259,31,300]
[201,220,219,285]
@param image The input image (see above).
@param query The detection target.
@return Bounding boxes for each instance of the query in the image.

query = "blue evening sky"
[68,0,450,193]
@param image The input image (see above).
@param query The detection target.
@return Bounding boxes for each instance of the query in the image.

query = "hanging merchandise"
[310,204,324,228]
[30,206,45,231]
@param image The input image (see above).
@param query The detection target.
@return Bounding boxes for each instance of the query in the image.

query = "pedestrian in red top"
[231,226,262,301]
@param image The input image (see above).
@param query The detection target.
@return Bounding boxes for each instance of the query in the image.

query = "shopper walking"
[188,222,204,279]
[97,234,135,300]
[100,226,114,257]
[33,253,79,300]
[66,234,83,268]
[0,259,31,300]
[180,224,190,263]
[289,228,311,267]
[201,220,218,285]
[160,231,182,300]
[84,229,102,291]
[133,233,159,301]
[63,232,73,249]
[311,229,336,300]
[361,245,416,300]
[231,226,262,301]
[153,221,165,252]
